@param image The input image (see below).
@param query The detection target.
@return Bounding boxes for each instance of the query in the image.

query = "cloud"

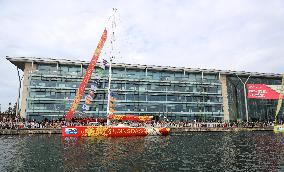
[0,0,284,110]
[111,0,284,73]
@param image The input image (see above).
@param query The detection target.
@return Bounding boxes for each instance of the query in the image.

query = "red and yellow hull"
[62,126,170,137]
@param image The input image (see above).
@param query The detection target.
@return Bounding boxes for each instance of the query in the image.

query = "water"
[0,132,284,172]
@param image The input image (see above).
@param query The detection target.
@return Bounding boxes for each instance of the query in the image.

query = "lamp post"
[236,74,251,122]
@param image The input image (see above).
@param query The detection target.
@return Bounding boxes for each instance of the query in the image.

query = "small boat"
[274,125,284,133]
[62,126,170,137]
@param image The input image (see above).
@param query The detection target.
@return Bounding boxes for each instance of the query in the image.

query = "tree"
[12,103,17,115]
[3,102,16,116]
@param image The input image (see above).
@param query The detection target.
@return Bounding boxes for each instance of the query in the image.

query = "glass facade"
[24,61,223,121]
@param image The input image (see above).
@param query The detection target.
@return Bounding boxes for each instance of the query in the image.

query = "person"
[114,120,129,127]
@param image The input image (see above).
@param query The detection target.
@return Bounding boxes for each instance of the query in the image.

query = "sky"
[0,0,284,111]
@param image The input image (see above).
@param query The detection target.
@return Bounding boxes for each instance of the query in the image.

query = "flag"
[109,108,116,114]
[82,104,89,111]
[109,101,115,108]
[85,99,91,105]
[91,85,97,91]
[110,96,117,102]
[89,90,94,97]
[103,59,108,65]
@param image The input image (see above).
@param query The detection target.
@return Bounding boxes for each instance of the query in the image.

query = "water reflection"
[61,136,171,171]
[0,132,284,171]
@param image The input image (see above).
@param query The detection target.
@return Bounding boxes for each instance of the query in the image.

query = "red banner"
[108,114,153,122]
[247,84,283,99]
[65,29,107,119]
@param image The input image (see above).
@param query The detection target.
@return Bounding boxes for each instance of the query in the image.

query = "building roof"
[6,56,282,78]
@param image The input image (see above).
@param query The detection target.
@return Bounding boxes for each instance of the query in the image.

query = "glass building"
[7,57,284,122]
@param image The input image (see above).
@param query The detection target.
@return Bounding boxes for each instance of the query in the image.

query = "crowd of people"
[0,116,277,130]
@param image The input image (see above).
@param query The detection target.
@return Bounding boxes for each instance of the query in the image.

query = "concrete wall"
[0,127,273,135]
[220,75,230,121]
[170,127,273,133]
[0,128,61,135]
[20,62,37,118]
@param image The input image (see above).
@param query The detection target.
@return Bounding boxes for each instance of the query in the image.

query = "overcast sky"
[0,0,284,111]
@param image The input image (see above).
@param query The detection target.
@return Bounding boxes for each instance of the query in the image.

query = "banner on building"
[247,84,284,99]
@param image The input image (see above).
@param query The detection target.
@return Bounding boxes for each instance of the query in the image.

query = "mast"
[106,58,113,121]
[274,73,284,124]
[106,8,117,125]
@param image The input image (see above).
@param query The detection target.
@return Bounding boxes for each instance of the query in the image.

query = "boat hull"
[274,125,284,133]
[62,126,170,137]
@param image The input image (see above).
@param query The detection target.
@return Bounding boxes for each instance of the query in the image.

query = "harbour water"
[1,132,284,171]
